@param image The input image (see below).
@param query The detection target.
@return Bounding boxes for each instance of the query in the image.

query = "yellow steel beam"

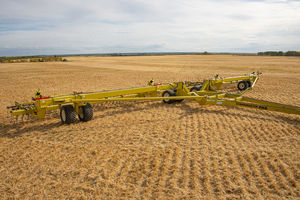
[10,72,300,121]
[71,96,205,103]
[217,99,300,115]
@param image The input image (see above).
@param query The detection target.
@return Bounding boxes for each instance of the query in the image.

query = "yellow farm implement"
[7,72,300,124]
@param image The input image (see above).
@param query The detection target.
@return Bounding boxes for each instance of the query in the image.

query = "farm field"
[0,55,300,199]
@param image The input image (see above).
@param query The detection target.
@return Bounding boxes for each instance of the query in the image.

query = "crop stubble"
[0,55,299,199]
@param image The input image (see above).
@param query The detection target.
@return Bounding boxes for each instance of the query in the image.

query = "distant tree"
[285,51,300,56]
[257,51,300,56]
[203,51,212,55]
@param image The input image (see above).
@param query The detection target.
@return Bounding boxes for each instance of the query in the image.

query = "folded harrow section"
[7,72,299,124]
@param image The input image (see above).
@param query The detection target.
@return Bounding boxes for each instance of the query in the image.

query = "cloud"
[0,0,299,56]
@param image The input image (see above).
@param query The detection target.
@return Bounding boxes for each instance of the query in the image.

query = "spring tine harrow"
[6,72,300,125]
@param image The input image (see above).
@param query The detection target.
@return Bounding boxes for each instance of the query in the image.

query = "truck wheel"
[78,103,93,122]
[162,90,176,104]
[237,81,248,91]
[60,105,76,124]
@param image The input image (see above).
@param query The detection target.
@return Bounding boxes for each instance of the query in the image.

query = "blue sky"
[0,0,300,56]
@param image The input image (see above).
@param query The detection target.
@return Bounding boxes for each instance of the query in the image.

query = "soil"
[0,55,299,199]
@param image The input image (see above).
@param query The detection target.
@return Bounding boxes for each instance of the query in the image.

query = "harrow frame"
[7,72,300,124]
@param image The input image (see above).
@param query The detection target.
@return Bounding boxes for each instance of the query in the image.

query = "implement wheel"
[162,90,176,104]
[78,103,93,122]
[176,99,184,103]
[247,80,252,88]
[237,81,248,91]
[60,105,76,124]
[190,86,202,92]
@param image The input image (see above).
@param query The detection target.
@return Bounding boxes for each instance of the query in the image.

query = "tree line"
[0,56,67,63]
[257,51,300,56]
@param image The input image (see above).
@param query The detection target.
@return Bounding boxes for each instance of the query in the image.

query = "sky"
[0,0,300,56]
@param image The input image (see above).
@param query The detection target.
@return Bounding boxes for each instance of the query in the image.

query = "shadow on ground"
[1,101,299,138]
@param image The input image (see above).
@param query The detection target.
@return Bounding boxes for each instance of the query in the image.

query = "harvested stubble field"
[0,55,300,199]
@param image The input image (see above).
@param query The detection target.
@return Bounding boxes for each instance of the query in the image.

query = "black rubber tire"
[78,103,93,122]
[247,80,252,88]
[237,81,248,91]
[162,90,176,104]
[60,105,76,124]
[190,86,202,92]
